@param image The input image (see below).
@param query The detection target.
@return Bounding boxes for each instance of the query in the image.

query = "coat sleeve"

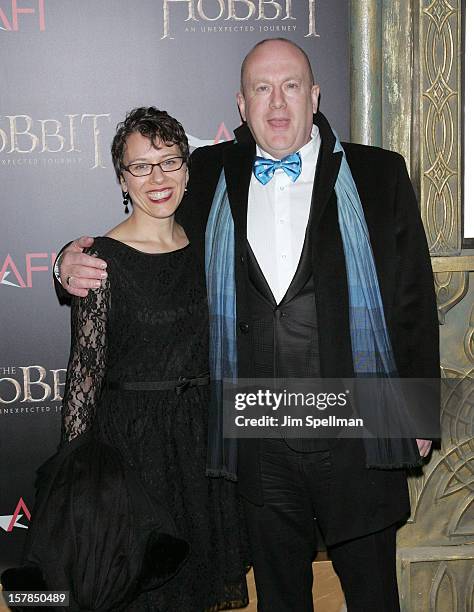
[176,146,221,234]
[391,155,440,380]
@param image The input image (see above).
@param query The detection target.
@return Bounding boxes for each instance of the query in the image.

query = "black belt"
[108,373,210,396]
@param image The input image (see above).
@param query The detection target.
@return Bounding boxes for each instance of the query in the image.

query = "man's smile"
[267,118,290,130]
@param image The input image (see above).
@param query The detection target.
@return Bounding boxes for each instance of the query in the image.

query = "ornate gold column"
[350,0,414,169]
[350,0,382,147]
[419,0,462,255]
[350,1,474,610]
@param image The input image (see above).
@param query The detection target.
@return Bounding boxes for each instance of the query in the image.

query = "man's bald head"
[240,38,315,94]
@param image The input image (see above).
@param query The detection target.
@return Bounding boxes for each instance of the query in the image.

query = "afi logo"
[186,121,232,150]
[0,252,57,288]
[0,497,31,532]
[0,0,45,31]
[214,122,232,143]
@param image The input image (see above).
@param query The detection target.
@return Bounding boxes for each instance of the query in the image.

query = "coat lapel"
[222,140,255,249]
[281,210,314,304]
[309,113,343,233]
[310,115,353,377]
[247,242,277,305]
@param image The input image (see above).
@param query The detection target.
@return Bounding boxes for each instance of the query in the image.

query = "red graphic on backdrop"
[214,122,232,144]
[0,252,57,288]
[0,0,45,31]
[186,122,232,150]
[0,497,31,532]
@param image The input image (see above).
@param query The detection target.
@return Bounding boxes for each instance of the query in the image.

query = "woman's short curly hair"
[111,106,189,180]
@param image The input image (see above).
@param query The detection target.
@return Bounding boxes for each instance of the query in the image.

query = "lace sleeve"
[60,275,110,444]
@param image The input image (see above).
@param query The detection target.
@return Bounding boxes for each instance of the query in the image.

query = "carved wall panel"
[434,271,469,324]
[420,0,461,254]
[351,1,472,609]
[398,549,474,612]
[399,272,474,550]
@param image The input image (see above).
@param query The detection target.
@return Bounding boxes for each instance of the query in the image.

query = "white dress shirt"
[247,126,321,304]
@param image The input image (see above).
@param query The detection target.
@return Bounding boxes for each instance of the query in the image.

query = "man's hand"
[416,439,432,458]
[59,236,107,298]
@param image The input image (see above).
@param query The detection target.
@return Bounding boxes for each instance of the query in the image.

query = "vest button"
[239,321,249,333]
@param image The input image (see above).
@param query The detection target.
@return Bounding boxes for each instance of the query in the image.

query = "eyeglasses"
[122,157,185,177]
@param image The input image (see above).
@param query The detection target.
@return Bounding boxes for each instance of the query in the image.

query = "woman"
[5,107,248,611]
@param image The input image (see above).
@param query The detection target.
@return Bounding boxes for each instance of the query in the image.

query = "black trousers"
[243,439,401,612]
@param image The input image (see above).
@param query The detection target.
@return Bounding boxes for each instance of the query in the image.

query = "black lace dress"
[23,237,248,612]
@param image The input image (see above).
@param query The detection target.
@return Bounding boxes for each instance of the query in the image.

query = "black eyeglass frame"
[121,156,186,177]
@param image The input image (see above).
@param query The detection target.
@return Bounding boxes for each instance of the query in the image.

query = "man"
[58,39,439,611]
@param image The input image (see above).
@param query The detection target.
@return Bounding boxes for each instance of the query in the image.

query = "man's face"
[237,40,319,159]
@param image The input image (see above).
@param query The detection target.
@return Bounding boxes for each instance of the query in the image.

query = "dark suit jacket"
[179,111,440,544]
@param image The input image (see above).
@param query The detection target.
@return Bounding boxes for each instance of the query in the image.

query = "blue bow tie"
[253,152,302,185]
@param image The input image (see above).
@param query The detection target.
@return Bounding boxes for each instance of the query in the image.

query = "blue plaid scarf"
[205,135,421,479]
[204,168,239,479]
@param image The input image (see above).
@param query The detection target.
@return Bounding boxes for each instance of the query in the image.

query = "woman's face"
[120,131,188,220]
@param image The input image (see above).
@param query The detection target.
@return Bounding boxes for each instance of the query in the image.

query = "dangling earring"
[122,191,130,214]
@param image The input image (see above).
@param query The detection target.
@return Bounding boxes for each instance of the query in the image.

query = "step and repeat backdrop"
[0,0,349,566]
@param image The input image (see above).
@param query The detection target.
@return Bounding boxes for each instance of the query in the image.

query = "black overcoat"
[179,111,439,545]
